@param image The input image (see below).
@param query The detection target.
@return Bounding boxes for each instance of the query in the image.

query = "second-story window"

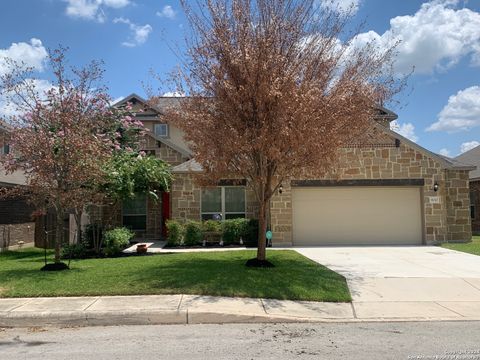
[154,124,169,138]
[0,144,9,155]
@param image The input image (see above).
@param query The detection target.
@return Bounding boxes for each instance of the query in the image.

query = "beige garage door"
[292,187,423,246]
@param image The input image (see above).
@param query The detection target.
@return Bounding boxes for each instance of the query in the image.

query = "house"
[455,146,480,235]
[108,94,474,246]
[0,121,36,250]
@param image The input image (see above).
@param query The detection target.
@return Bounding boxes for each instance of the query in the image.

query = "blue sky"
[0,0,479,157]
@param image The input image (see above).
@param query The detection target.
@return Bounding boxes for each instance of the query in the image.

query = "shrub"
[166,220,184,246]
[103,227,134,256]
[203,220,222,233]
[243,219,259,247]
[61,242,87,259]
[222,218,249,245]
[184,221,204,246]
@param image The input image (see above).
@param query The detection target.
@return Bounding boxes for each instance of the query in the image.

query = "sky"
[0,0,479,158]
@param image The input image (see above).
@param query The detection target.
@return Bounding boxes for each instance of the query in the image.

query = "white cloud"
[350,0,480,74]
[0,79,54,120]
[113,17,153,47]
[427,86,480,132]
[156,5,177,19]
[390,120,419,143]
[162,91,184,97]
[439,148,451,157]
[460,141,480,154]
[64,0,130,22]
[0,38,48,76]
[319,0,361,15]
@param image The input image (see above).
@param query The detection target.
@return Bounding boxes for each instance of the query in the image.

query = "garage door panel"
[292,187,423,246]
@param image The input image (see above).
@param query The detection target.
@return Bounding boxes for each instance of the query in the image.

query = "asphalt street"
[1,321,480,360]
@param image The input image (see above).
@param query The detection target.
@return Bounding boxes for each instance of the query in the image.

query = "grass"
[441,235,480,256]
[0,248,351,302]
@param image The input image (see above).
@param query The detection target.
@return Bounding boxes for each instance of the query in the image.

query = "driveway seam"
[260,299,268,315]
[350,302,357,319]
[433,301,465,318]
[462,278,480,292]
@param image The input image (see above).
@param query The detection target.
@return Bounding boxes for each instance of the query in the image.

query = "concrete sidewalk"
[1,294,480,327]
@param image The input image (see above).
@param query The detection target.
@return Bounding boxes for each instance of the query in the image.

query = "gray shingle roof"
[455,145,480,180]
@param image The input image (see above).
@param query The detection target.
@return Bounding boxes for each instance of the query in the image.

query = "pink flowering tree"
[0,48,145,266]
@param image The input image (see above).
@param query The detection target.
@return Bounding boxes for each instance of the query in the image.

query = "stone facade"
[170,173,258,223]
[169,139,472,246]
[268,143,472,245]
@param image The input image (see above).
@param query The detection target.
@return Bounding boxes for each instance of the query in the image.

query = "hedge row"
[166,219,259,247]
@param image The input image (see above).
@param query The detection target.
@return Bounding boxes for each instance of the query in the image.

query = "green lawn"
[0,249,351,302]
[441,236,480,256]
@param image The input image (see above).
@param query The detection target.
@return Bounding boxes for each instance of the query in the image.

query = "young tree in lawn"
[0,48,144,267]
[163,0,405,265]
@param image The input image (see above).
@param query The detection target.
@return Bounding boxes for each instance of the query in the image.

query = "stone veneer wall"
[171,173,258,222]
[269,143,470,246]
[445,170,472,241]
[170,144,471,246]
[470,180,480,234]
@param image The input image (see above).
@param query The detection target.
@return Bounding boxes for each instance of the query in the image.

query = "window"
[122,194,147,231]
[201,187,246,221]
[0,144,9,155]
[154,124,169,138]
[471,191,476,219]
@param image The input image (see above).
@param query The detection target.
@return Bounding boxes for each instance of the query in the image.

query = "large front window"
[201,187,246,221]
[122,194,147,231]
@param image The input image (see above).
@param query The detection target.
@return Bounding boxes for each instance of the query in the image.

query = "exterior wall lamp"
[433,182,439,192]
[278,184,283,194]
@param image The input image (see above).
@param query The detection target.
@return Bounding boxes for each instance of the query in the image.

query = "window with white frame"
[122,193,147,231]
[154,123,169,138]
[201,187,246,221]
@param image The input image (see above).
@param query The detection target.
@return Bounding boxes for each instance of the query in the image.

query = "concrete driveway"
[294,246,480,319]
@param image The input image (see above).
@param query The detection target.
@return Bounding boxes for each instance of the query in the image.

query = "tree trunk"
[257,199,268,261]
[54,211,64,263]
[74,210,82,245]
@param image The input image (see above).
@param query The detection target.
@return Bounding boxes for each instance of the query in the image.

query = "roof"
[0,119,12,132]
[117,94,472,173]
[455,145,480,180]
[381,125,475,171]
[0,167,27,186]
[172,158,203,173]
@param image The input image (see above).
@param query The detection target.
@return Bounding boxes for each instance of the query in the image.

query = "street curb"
[1,310,480,328]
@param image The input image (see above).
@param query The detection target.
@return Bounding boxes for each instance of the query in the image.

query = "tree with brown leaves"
[163,0,405,265]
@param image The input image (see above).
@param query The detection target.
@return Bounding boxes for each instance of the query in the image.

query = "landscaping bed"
[0,248,351,302]
[441,235,480,256]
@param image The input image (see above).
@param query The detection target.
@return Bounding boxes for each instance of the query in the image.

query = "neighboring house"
[0,121,35,249]
[455,146,480,234]
[109,94,474,246]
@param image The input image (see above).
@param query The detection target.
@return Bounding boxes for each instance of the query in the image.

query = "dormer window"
[154,123,169,138]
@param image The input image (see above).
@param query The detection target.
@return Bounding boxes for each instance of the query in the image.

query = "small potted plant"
[136,243,148,254]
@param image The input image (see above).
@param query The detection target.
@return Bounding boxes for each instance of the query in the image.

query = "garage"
[292,186,423,246]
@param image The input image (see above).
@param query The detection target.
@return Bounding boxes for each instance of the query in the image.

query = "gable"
[114,94,192,156]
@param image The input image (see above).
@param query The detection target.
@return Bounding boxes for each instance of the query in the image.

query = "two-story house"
[108,94,474,246]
